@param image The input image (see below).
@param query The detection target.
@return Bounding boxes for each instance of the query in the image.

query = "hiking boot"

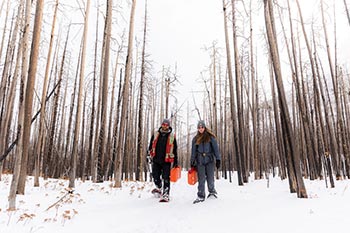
[207,192,218,199]
[193,197,205,204]
[151,187,161,196]
[159,193,169,202]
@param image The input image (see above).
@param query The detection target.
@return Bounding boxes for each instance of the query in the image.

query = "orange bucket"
[170,166,181,182]
[187,167,198,185]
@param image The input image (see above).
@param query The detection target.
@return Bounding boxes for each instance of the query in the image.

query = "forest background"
[0,0,350,210]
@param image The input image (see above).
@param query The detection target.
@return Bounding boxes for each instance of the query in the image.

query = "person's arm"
[211,137,221,161]
[190,137,197,166]
[173,137,178,166]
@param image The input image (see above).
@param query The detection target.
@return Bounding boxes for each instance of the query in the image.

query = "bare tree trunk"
[114,0,136,187]
[96,0,113,182]
[222,0,243,185]
[232,0,247,183]
[105,52,121,180]
[45,28,69,180]
[0,1,22,180]
[34,0,59,187]
[136,0,148,181]
[69,0,90,188]
[212,43,218,136]
[17,0,44,195]
[87,4,100,181]
[8,0,29,210]
[264,0,307,198]
[321,0,350,177]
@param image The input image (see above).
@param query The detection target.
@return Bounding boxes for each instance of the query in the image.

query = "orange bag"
[187,167,198,185]
[170,166,181,182]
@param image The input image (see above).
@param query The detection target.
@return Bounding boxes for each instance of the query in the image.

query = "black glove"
[173,159,178,168]
[216,160,221,169]
[190,160,196,167]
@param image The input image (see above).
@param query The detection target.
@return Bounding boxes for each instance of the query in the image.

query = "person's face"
[161,123,169,130]
[198,126,205,134]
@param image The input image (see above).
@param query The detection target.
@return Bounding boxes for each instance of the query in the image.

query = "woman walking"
[191,120,221,204]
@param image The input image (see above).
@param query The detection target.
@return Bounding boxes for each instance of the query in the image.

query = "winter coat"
[148,127,178,164]
[191,136,221,166]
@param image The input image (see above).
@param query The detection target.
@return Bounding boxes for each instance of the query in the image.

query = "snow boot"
[159,193,169,202]
[193,196,205,204]
[207,192,218,199]
[151,188,161,197]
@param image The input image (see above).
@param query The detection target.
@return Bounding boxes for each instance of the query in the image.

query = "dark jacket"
[148,127,178,164]
[191,136,220,166]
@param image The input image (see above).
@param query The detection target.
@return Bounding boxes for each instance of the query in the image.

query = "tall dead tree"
[96,0,113,182]
[17,0,44,195]
[0,1,22,180]
[232,0,247,183]
[45,28,69,180]
[222,0,243,185]
[321,0,350,177]
[35,0,59,186]
[287,0,318,180]
[114,0,136,188]
[263,0,307,198]
[8,0,29,210]
[69,0,91,188]
[136,0,148,181]
[87,4,99,181]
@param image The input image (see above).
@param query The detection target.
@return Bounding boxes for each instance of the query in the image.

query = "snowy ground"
[0,172,349,233]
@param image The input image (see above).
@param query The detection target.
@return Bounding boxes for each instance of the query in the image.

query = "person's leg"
[152,162,162,189]
[196,164,206,199]
[206,162,217,195]
[162,163,171,195]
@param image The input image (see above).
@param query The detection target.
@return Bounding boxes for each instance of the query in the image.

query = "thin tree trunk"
[69,0,90,188]
[96,0,112,182]
[136,0,148,181]
[232,0,247,183]
[114,0,136,187]
[264,0,307,198]
[222,0,243,185]
[34,0,59,187]
[17,0,44,195]
[8,0,29,210]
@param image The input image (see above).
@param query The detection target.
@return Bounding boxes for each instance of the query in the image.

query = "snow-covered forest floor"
[0,172,349,233]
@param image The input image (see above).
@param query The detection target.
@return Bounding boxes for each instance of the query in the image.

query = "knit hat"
[162,119,171,126]
[197,120,206,128]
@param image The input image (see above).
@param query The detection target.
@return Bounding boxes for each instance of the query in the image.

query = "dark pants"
[197,161,216,198]
[152,162,171,195]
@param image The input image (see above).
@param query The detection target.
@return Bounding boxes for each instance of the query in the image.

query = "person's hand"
[216,160,221,169]
[173,160,178,168]
[147,155,152,164]
[190,160,196,167]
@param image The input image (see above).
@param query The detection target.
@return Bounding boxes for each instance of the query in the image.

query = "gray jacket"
[191,136,221,166]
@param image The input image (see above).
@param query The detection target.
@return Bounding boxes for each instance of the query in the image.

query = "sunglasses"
[162,123,169,127]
